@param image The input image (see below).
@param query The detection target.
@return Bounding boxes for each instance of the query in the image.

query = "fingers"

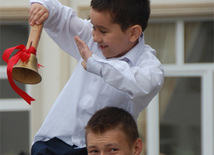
[74,36,86,52]
[74,36,82,52]
[29,3,49,26]
[74,36,87,69]
[74,36,88,58]
[74,36,93,70]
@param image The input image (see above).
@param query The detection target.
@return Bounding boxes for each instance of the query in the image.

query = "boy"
[30,0,164,154]
[85,106,143,155]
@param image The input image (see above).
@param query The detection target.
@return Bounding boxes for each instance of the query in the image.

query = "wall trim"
[1,3,213,21]
[79,3,214,19]
[0,8,29,21]
[151,3,214,18]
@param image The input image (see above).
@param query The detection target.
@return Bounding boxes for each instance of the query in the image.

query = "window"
[160,77,201,155]
[144,22,176,64]
[0,9,31,154]
[0,111,30,155]
[185,21,214,63]
[141,3,214,155]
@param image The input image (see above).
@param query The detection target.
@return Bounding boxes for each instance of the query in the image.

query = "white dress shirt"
[30,0,164,148]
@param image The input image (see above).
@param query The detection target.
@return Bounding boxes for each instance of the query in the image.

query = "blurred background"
[0,0,213,155]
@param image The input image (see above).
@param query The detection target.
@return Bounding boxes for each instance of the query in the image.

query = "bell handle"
[26,24,43,49]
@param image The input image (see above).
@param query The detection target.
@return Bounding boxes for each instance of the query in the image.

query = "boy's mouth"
[100,45,108,49]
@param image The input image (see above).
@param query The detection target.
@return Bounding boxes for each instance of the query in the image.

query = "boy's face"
[86,127,142,155]
[90,9,135,58]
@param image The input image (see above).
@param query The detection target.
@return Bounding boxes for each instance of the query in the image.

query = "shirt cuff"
[87,54,103,77]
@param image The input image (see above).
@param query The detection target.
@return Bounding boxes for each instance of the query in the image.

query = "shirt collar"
[118,33,145,66]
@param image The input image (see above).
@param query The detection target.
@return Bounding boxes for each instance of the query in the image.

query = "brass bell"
[12,54,42,84]
[12,24,43,84]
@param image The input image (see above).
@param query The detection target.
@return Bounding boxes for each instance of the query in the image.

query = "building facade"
[0,0,213,154]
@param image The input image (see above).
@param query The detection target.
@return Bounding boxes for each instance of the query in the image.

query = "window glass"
[0,111,30,155]
[185,20,214,63]
[144,22,176,64]
[159,77,201,155]
[0,24,29,65]
[0,79,25,98]
[0,23,28,98]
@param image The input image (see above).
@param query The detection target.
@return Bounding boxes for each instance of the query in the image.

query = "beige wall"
[0,0,29,7]
[151,0,214,4]
[1,0,213,144]
[1,0,213,7]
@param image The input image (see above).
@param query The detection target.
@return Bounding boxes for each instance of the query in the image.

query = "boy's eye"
[100,29,106,34]
[89,150,99,154]
[92,25,107,34]
[108,148,119,153]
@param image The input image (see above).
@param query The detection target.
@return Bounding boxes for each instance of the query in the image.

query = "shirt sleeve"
[87,51,164,108]
[29,0,92,60]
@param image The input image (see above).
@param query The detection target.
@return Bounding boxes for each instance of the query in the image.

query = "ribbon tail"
[7,55,35,105]
[37,63,44,68]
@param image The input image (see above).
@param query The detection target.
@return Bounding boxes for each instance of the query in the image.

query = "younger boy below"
[85,107,143,155]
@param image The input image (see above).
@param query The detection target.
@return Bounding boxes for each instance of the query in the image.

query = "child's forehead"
[90,8,114,23]
[87,126,127,138]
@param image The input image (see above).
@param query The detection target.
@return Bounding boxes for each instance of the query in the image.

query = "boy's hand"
[29,3,49,26]
[74,36,93,70]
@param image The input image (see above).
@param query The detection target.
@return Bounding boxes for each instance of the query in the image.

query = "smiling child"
[29,0,164,154]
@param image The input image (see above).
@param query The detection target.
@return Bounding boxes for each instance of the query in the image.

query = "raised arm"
[29,0,92,60]
[74,36,164,110]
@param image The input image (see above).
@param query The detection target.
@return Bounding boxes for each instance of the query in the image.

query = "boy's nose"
[93,31,102,43]
[100,152,105,155]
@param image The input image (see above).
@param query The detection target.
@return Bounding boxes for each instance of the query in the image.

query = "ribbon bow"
[2,45,40,105]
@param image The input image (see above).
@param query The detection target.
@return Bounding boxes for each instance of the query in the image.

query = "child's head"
[90,0,150,32]
[89,0,150,58]
[85,107,143,155]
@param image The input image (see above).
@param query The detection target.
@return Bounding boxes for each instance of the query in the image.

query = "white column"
[147,95,160,155]
[202,71,214,155]
[176,20,184,65]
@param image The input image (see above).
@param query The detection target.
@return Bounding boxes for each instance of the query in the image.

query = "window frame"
[146,17,214,155]
[0,7,32,153]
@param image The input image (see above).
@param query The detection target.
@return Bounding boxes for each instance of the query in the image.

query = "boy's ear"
[133,138,143,155]
[129,25,142,42]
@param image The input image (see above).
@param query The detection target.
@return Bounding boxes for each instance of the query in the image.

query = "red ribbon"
[2,45,39,105]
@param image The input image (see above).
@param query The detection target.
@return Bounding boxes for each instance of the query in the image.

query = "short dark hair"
[85,107,139,146]
[90,0,150,32]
